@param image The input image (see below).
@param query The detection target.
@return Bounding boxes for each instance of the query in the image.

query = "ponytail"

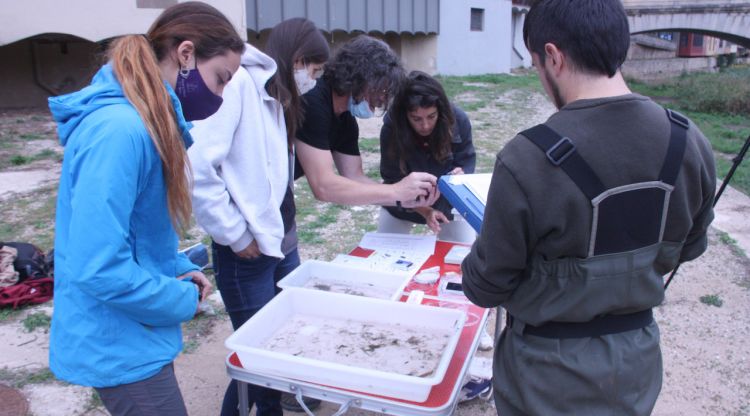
[108,35,192,231]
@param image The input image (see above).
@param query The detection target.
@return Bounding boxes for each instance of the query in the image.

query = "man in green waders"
[461,0,716,415]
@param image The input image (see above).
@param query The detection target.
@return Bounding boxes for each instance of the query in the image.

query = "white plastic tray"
[225,288,466,402]
[276,260,411,301]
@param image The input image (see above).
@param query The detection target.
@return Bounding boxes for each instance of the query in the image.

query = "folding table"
[225,241,489,415]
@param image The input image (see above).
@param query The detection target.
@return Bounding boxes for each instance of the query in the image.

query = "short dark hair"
[523,0,630,77]
[322,35,404,108]
[386,71,455,172]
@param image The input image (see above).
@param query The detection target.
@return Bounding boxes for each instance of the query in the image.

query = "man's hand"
[177,270,213,314]
[234,240,261,259]
[395,172,438,208]
[402,184,441,208]
[448,167,465,175]
[415,207,449,233]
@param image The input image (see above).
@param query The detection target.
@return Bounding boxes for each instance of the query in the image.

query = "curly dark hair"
[386,71,455,173]
[322,35,404,109]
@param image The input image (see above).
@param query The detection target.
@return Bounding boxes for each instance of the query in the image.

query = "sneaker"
[458,377,492,403]
[280,392,321,413]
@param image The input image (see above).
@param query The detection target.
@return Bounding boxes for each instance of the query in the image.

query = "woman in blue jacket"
[47,3,243,415]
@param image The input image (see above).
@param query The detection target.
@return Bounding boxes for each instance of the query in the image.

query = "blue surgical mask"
[348,96,374,119]
[175,66,223,121]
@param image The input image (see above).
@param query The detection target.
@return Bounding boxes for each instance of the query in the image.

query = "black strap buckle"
[546,137,576,166]
[666,109,689,129]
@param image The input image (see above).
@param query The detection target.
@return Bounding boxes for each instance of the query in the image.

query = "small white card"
[444,245,471,265]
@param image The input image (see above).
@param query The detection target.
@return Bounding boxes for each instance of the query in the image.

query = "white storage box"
[225,288,466,402]
[276,260,411,301]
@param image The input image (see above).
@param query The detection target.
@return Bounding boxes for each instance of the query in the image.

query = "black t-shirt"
[294,78,359,179]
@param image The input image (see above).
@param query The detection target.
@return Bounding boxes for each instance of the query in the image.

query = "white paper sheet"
[358,232,436,254]
[330,233,437,276]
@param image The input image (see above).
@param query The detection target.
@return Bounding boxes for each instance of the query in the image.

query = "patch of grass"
[630,66,750,115]
[84,389,105,412]
[32,149,62,162]
[182,338,200,354]
[630,71,750,196]
[10,155,31,166]
[298,204,343,245]
[717,230,747,258]
[0,367,57,388]
[358,137,380,153]
[436,73,542,113]
[0,185,58,251]
[0,308,24,322]
[699,294,724,307]
[22,311,51,333]
[19,133,44,141]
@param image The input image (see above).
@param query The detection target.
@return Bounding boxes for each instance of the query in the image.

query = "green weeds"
[699,294,724,307]
[22,311,51,333]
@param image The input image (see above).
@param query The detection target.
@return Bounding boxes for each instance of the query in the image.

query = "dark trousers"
[96,363,187,416]
[212,242,300,416]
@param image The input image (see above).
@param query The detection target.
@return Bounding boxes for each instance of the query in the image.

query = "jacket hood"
[48,64,193,147]
[240,43,278,99]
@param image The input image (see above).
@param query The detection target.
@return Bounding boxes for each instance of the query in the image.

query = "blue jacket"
[48,65,200,388]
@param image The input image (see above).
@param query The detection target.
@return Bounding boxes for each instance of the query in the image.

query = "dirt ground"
[1,98,749,416]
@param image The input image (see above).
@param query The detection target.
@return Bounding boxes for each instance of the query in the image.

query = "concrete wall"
[0,0,247,109]
[622,54,718,81]
[436,0,513,75]
[510,8,530,69]
[0,0,246,46]
[248,30,437,75]
[0,37,101,108]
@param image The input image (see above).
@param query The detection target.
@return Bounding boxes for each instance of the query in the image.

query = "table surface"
[226,240,488,414]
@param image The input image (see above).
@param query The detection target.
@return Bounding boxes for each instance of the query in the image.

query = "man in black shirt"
[295,35,439,208]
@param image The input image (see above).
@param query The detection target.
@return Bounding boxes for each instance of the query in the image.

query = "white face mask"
[294,68,316,95]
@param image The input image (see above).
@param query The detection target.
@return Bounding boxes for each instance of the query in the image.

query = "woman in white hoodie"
[188,18,329,416]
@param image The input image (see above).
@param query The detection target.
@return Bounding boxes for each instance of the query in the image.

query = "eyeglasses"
[366,88,389,109]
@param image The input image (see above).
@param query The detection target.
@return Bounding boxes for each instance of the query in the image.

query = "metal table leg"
[238,380,249,415]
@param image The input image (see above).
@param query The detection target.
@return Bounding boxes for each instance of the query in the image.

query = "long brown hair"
[108,2,243,230]
[387,71,455,174]
[264,18,329,149]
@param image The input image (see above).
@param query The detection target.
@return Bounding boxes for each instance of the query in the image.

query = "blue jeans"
[212,242,300,416]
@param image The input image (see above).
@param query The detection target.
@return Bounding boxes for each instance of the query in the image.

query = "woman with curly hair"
[378,71,476,242]
[295,35,439,209]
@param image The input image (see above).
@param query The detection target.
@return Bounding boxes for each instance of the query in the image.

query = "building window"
[657,32,673,42]
[693,35,703,47]
[470,8,484,32]
[680,34,689,47]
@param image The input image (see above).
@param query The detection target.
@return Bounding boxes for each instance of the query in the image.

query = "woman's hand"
[177,270,213,314]
[449,167,464,175]
[415,207,449,234]
[234,240,261,259]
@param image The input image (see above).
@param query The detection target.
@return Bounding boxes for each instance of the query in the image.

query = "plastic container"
[225,288,466,402]
[277,260,411,301]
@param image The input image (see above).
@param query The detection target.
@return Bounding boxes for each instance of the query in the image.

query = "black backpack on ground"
[0,242,51,282]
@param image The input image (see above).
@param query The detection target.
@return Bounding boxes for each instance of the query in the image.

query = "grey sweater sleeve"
[461,152,535,308]
[679,128,717,262]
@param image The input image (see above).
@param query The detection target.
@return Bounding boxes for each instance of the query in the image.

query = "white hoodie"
[189,44,289,258]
